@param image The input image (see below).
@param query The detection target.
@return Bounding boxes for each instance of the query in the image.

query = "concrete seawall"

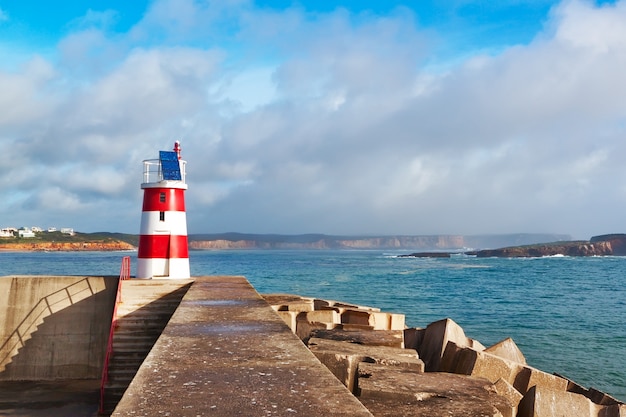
[0,276,118,380]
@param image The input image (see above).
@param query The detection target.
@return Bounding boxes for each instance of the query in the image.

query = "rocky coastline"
[264,293,625,416]
[471,234,626,257]
[0,241,135,252]
[401,234,626,258]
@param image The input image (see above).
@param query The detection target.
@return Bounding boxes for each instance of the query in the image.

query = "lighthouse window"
[159,211,165,221]
[159,192,166,203]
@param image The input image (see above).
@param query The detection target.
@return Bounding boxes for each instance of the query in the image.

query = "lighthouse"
[136,141,190,279]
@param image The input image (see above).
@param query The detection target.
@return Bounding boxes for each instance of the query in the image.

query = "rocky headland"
[470,234,626,258]
[399,234,626,258]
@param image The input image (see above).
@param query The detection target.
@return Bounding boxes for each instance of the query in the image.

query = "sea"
[1,249,624,401]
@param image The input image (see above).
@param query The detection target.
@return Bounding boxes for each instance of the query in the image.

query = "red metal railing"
[99,256,131,414]
[119,256,131,280]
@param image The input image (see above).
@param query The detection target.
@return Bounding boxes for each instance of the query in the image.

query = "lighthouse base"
[136,258,190,279]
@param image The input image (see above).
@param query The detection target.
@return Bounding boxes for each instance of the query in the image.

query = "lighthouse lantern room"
[136,141,190,279]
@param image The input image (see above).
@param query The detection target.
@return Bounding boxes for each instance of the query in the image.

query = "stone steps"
[99,280,191,416]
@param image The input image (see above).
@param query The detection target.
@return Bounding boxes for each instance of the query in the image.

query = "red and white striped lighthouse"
[136,141,190,279]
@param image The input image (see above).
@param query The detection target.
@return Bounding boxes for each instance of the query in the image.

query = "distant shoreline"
[0,241,136,252]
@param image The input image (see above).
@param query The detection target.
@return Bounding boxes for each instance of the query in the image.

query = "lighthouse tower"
[136,141,190,279]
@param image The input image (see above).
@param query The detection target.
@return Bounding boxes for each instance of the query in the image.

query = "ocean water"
[1,249,624,401]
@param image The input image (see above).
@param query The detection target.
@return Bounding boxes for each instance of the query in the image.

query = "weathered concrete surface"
[112,277,373,417]
[309,328,405,348]
[417,318,485,372]
[558,373,624,409]
[600,403,626,416]
[308,337,424,393]
[0,276,117,380]
[356,362,513,417]
[517,385,601,417]
[441,341,568,395]
[404,327,425,351]
[485,337,527,365]
[0,379,99,417]
[441,341,525,386]
[494,378,523,416]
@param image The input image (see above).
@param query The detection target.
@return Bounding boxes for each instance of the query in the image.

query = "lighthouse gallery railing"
[142,159,187,184]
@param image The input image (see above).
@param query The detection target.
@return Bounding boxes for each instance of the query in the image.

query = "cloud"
[2,0,626,238]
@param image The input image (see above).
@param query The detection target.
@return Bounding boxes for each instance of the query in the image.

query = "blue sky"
[0,0,625,239]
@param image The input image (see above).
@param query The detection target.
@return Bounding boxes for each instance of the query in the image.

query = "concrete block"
[295,320,331,342]
[587,387,621,406]
[361,312,405,331]
[390,313,406,330]
[369,312,392,330]
[557,372,589,396]
[261,293,314,312]
[341,323,375,331]
[470,338,486,351]
[300,309,341,325]
[599,403,626,417]
[403,327,425,350]
[518,366,568,395]
[494,378,523,417]
[310,328,405,348]
[439,340,464,373]
[308,337,423,393]
[418,318,475,371]
[286,301,314,312]
[517,385,601,417]
[356,362,512,417]
[313,298,331,309]
[485,337,526,365]
[445,342,524,386]
[276,311,297,332]
[341,309,372,326]
[441,341,568,396]
[557,373,622,406]
[333,302,380,312]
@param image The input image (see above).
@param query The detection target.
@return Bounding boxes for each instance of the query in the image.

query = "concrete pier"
[112,276,373,416]
[4,274,622,416]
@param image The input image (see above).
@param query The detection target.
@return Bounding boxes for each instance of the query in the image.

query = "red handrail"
[119,256,131,280]
[99,256,131,414]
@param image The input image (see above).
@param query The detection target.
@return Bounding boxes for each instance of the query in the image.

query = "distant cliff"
[472,234,626,257]
[188,233,571,251]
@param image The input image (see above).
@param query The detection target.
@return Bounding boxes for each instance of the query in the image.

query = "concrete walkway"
[112,276,373,416]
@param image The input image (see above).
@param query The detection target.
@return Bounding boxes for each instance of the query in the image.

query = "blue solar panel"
[159,151,182,180]
[160,151,178,161]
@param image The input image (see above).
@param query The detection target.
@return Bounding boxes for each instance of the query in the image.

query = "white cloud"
[552,0,626,52]
[216,66,278,112]
[0,57,57,126]
[3,0,626,238]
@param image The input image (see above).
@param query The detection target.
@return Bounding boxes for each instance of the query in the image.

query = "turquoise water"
[1,250,624,401]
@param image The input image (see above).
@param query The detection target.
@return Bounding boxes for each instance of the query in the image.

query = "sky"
[0,0,625,239]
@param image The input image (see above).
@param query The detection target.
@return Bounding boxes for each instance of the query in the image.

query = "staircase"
[99,279,193,416]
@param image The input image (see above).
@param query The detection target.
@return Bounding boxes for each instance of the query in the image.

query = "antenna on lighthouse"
[136,142,190,279]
